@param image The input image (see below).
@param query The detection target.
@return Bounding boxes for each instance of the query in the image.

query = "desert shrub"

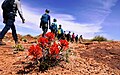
[91,35,107,42]
[21,37,27,42]
[13,44,25,51]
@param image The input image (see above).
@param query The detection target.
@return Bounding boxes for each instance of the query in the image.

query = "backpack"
[1,0,15,12]
[41,14,49,23]
[51,23,57,30]
[58,29,61,34]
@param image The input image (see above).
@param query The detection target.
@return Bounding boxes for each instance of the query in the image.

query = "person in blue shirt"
[40,9,51,37]
[57,25,63,40]
[50,18,57,37]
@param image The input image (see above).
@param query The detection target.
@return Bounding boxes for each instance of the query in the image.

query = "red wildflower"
[59,39,69,50]
[45,32,55,41]
[28,45,42,59]
[50,42,60,55]
[38,37,48,47]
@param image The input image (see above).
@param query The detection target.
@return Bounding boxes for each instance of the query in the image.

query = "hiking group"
[0,0,83,45]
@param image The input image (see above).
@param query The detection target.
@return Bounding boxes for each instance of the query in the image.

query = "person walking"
[57,25,63,40]
[40,9,51,37]
[0,0,25,45]
[50,18,57,37]
[63,31,67,40]
[66,31,71,42]
[71,33,75,43]
[79,35,84,43]
[75,35,78,43]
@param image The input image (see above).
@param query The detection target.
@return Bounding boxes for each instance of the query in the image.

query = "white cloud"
[101,0,118,10]
[80,0,118,24]
[97,0,118,20]
[52,14,75,21]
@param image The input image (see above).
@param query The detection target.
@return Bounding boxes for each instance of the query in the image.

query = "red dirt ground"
[0,34,120,75]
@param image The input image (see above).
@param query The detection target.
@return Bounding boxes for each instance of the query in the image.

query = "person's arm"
[40,15,43,28]
[55,25,58,32]
[40,20,42,28]
[61,29,64,34]
[16,0,25,23]
[48,15,51,28]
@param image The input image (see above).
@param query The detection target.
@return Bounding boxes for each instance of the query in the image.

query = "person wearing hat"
[40,9,51,37]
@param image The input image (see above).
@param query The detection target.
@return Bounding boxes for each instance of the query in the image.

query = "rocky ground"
[0,33,120,75]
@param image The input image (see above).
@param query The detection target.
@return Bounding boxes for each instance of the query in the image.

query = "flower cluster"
[50,42,59,55]
[28,45,42,59]
[38,37,48,47]
[59,39,69,50]
[45,32,55,41]
[28,32,69,61]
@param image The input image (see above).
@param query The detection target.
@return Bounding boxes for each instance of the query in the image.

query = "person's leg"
[50,29,53,33]
[71,38,73,43]
[58,34,61,40]
[0,19,14,45]
[67,37,69,41]
[75,39,77,43]
[76,39,78,43]
[42,27,45,37]
[59,34,62,40]
[54,30,57,37]
[73,38,75,43]
[11,24,18,44]
[57,34,59,40]
[42,27,48,37]
[45,27,48,34]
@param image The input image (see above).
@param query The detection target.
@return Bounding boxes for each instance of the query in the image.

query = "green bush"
[21,37,27,42]
[91,35,107,42]
[13,44,25,51]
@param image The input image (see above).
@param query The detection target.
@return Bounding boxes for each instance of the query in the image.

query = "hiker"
[71,33,75,43]
[79,35,84,43]
[75,35,78,43]
[63,31,67,40]
[50,19,57,37]
[0,0,25,45]
[66,31,71,42]
[57,25,63,40]
[40,9,51,37]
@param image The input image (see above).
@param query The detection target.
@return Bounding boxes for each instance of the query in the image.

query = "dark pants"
[42,26,48,37]
[71,38,74,43]
[40,21,48,37]
[51,29,57,37]
[57,34,63,40]
[0,13,18,42]
[75,39,78,43]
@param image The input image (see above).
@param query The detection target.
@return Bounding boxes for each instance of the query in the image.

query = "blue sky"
[0,0,120,40]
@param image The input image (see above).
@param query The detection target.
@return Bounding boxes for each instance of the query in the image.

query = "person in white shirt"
[0,0,25,45]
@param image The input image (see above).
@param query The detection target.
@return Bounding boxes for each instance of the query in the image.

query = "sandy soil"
[0,36,120,75]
